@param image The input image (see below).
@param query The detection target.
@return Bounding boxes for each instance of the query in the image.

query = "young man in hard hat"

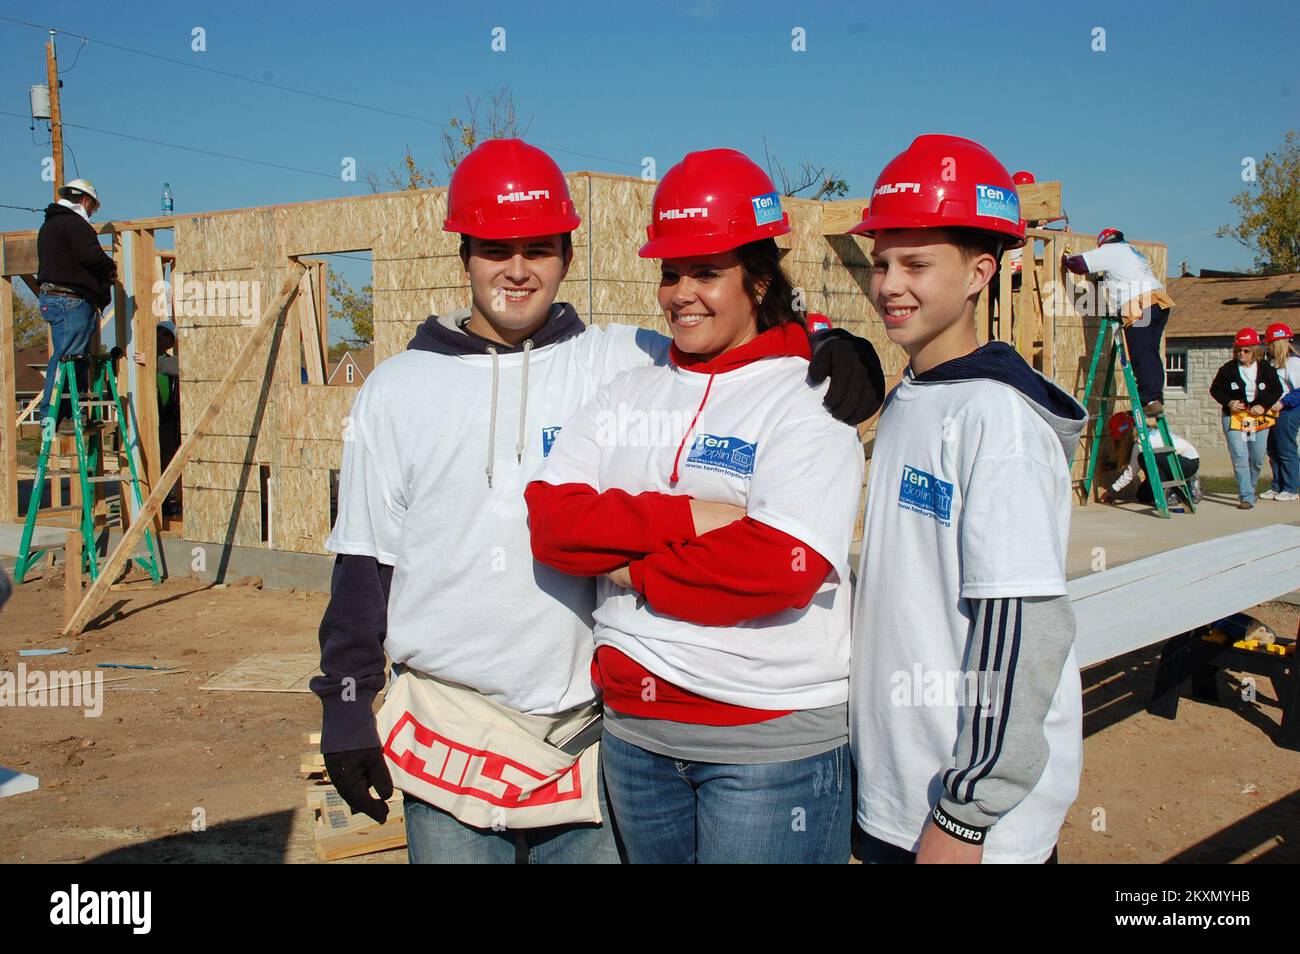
[848,135,1086,864]
[35,179,117,433]
[1064,228,1175,417]
[312,139,883,863]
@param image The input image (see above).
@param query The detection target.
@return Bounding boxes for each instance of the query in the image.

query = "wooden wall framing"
[1,175,1164,556]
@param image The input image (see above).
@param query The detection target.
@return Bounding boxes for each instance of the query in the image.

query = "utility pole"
[46,29,63,199]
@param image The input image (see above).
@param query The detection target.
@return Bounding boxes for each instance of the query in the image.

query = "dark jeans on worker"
[1124,304,1170,406]
[855,827,1059,864]
[1135,455,1200,505]
[1267,405,1300,494]
[599,728,853,864]
[37,292,98,421]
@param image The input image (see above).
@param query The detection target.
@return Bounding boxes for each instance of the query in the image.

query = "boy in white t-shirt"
[311,139,884,863]
[846,135,1087,864]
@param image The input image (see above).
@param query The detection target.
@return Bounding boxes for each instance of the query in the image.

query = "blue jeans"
[1267,405,1300,494]
[1223,415,1268,503]
[599,728,852,864]
[403,751,623,864]
[1125,304,1170,406]
[37,293,99,420]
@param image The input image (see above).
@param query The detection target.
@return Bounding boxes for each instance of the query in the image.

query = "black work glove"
[324,747,394,823]
[809,328,886,426]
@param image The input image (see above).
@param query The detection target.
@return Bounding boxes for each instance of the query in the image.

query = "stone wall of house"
[1164,335,1246,478]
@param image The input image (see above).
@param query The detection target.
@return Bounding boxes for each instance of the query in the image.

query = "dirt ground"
[0,569,1296,864]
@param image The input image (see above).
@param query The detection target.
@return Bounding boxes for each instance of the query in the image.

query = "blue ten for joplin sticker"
[686,434,757,479]
[975,183,1021,224]
[897,464,953,526]
[751,191,783,227]
[541,426,562,457]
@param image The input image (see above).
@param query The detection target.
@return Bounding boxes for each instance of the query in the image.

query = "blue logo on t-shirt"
[685,434,757,479]
[897,464,953,526]
[541,426,562,457]
[975,183,1021,224]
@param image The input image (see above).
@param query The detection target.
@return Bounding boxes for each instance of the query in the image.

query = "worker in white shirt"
[1100,412,1201,507]
[1064,228,1175,417]
[1262,322,1300,500]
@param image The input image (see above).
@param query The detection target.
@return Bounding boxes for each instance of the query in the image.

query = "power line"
[1,110,345,182]
[0,15,641,170]
[0,203,44,213]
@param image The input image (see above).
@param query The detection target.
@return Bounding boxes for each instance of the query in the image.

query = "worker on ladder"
[1064,228,1175,417]
[35,178,117,434]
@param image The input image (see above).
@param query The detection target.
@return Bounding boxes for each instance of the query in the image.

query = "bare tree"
[762,136,849,201]
[365,85,531,192]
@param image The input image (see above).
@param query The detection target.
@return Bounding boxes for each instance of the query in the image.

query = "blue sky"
[2,0,1297,277]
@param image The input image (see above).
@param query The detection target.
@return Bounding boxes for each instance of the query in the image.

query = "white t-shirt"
[1278,355,1300,393]
[328,322,669,715]
[1081,242,1164,311]
[851,374,1082,864]
[1111,431,1199,492]
[534,357,865,710]
[1240,362,1258,403]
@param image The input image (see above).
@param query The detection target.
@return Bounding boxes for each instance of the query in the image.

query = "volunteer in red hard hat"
[1099,411,1201,507]
[1261,322,1300,500]
[1064,225,1176,417]
[527,147,876,863]
[1210,328,1283,508]
[847,134,1086,864]
[314,139,882,864]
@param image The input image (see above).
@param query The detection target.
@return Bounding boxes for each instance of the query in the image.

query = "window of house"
[345,363,354,384]
[294,250,374,385]
[1165,349,1188,391]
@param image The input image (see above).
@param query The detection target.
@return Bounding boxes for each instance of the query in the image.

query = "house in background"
[13,345,48,425]
[1162,272,1300,476]
[326,346,374,387]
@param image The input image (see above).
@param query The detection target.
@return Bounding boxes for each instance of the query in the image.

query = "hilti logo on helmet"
[497,188,551,204]
[873,181,921,197]
[659,207,709,220]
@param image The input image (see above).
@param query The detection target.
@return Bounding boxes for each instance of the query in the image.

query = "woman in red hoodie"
[526,149,866,863]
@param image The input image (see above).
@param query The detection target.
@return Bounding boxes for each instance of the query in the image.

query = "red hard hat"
[1012,170,1036,185]
[1097,228,1123,246]
[1235,327,1261,347]
[1107,412,1134,443]
[849,135,1025,249]
[639,148,790,259]
[1265,322,1293,342]
[442,138,580,240]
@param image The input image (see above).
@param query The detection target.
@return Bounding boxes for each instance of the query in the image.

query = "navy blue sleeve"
[309,554,393,753]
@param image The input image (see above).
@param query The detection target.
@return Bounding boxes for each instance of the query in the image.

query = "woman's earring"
[755,294,764,304]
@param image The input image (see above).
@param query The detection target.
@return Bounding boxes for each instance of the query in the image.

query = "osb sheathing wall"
[172,173,1163,555]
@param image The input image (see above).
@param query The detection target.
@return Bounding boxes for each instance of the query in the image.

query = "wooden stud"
[297,270,325,385]
[1017,181,1063,222]
[130,230,162,508]
[62,263,305,637]
[820,200,869,236]
[63,530,82,628]
[998,250,1014,343]
[0,276,16,521]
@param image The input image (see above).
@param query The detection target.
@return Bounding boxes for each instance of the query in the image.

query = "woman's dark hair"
[734,238,805,332]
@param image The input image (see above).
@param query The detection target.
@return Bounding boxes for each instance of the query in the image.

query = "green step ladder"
[1075,313,1196,518]
[14,354,163,584]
